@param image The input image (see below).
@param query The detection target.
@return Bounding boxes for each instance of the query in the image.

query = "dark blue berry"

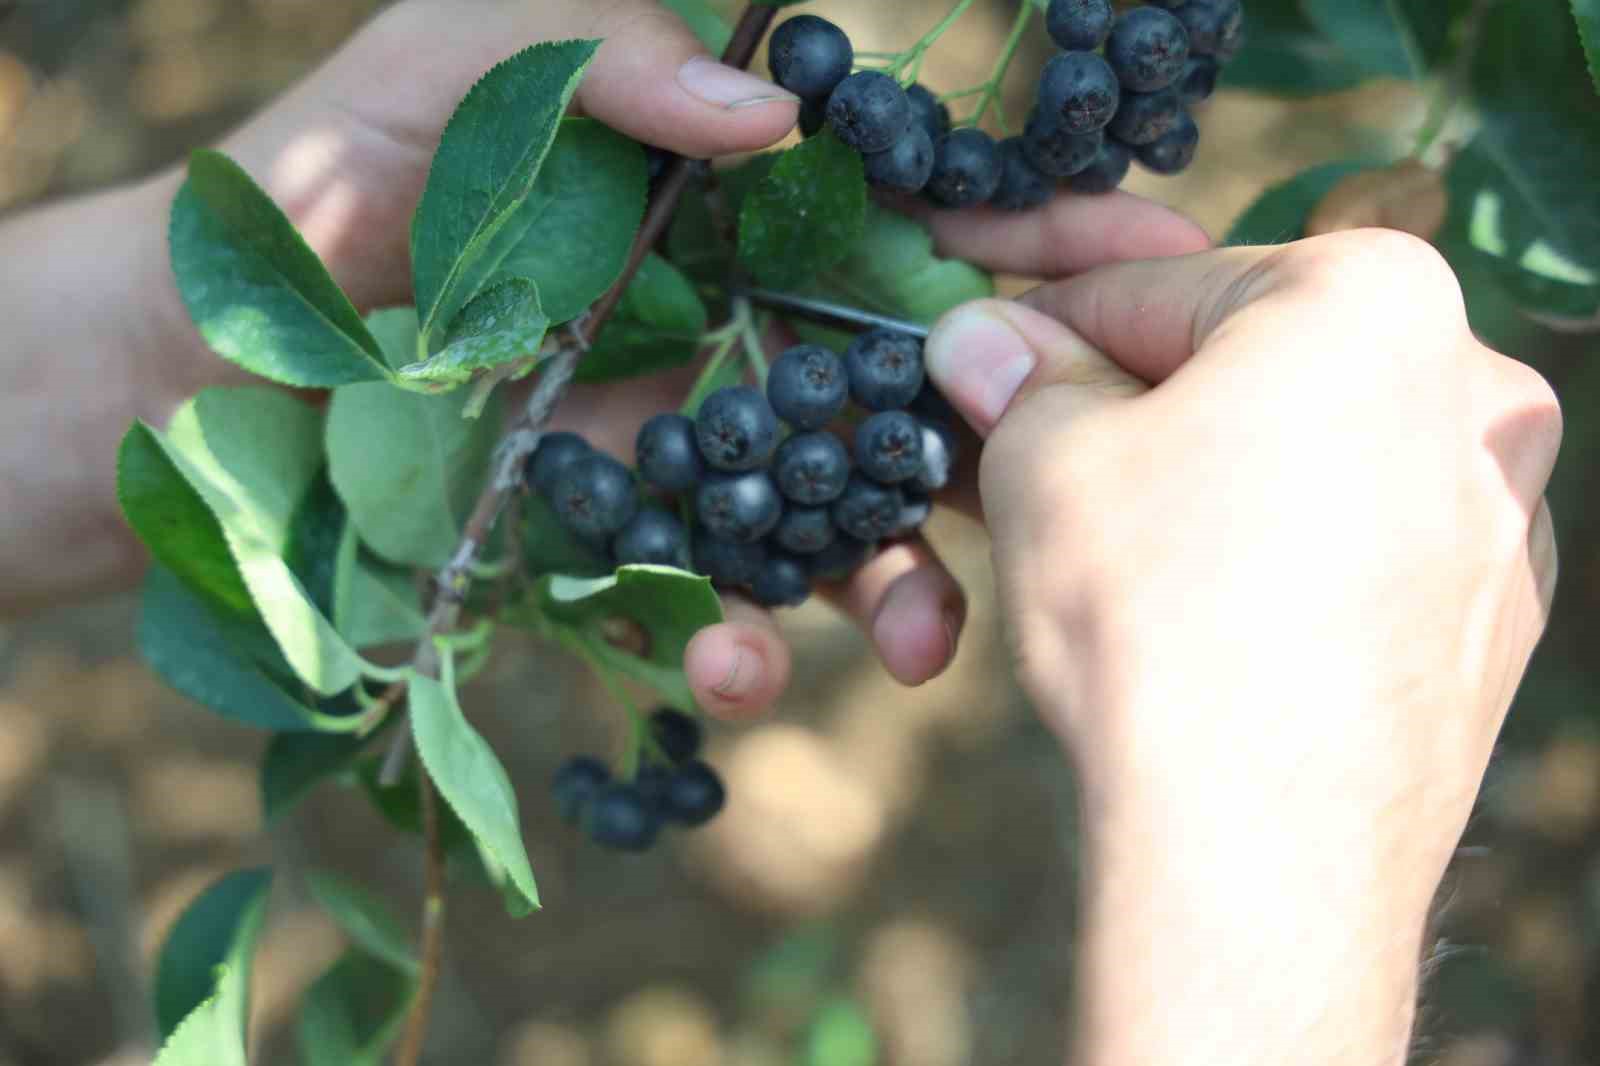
[1067,137,1133,194]
[1036,51,1120,134]
[905,83,951,145]
[1135,108,1199,174]
[649,708,702,765]
[799,96,828,137]
[832,474,906,542]
[1023,109,1104,177]
[1046,0,1114,51]
[773,431,851,505]
[913,420,958,492]
[768,344,848,430]
[696,385,779,472]
[584,784,661,851]
[1107,7,1190,92]
[1106,85,1181,145]
[864,126,935,193]
[808,534,875,583]
[696,470,783,544]
[660,761,726,826]
[1214,15,1246,62]
[1174,0,1242,57]
[991,137,1055,211]
[552,755,609,823]
[692,529,767,588]
[768,15,854,100]
[909,381,958,423]
[889,490,933,539]
[845,328,925,411]
[855,411,925,484]
[774,505,837,555]
[612,508,691,569]
[1177,56,1219,106]
[827,71,912,153]
[525,431,591,496]
[752,553,812,608]
[634,763,672,808]
[926,128,1003,208]
[635,413,704,493]
[551,453,639,540]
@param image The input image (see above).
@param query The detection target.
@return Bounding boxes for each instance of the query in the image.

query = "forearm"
[0,170,220,614]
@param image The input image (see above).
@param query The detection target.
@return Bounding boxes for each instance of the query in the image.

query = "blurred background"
[1,1,1597,1064]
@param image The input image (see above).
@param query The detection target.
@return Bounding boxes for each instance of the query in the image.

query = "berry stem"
[393,758,447,1066]
[886,0,979,80]
[735,298,771,385]
[965,1,1035,132]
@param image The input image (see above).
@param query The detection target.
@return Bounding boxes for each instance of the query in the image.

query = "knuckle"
[1493,355,1564,454]
[1280,228,1465,314]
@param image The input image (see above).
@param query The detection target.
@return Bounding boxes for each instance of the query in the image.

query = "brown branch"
[393,773,447,1066]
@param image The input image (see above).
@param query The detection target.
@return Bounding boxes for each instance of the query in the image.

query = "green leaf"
[152,986,245,1066]
[796,203,993,348]
[297,952,416,1066]
[1438,140,1600,318]
[140,566,365,732]
[261,731,372,824]
[1224,160,1380,245]
[804,999,878,1066]
[532,565,724,711]
[286,469,346,620]
[355,756,479,859]
[400,278,550,386]
[1576,0,1600,94]
[157,388,366,694]
[332,523,427,650]
[412,40,600,345]
[364,307,422,371]
[1300,0,1452,79]
[408,672,540,914]
[662,0,733,51]
[118,422,253,617]
[1470,0,1600,269]
[739,131,868,288]
[1221,0,1372,95]
[169,151,388,387]
[575,254,708,383]
[326,382,503,570]
[154,867,273,1041]
[494,118,649,324]
[306,872,417,973]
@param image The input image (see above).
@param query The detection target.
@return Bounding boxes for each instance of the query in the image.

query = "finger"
[563,0,800,158]
[818,536,966,687]
[923,298,1147,439]
[895,189,1211,277]
[683,595,792,722]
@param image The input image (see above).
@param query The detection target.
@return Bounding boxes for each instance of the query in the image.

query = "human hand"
[920,229,1561,1065]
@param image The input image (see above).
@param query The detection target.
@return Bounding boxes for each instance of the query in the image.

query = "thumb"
[569,0,800,158]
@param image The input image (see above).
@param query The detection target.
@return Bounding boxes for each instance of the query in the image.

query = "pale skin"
[0,2,1563,1064]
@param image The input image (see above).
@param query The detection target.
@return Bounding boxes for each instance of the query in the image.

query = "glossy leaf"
[306,871,417,973]
[154,867,273,1041]
[326,381,503,570]
[260,730,372,824]
[117,422,253,617]
[140,566,364,732]
[400,278,550,386]
[739,131,867,288]
[493,118,649,323]
[411,40,599,344]
[533,565,724,712]
[409,671,540,914]
[157,388,366,694]
[169,151,388,386]
[1225,161,1380,245]
[575,254,708,382]
[364,306,422,370]
[297,951,416,1066]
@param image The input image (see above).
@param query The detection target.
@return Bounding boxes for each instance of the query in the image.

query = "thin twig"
[393,772,447,1066]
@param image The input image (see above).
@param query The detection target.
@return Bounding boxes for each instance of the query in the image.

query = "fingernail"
[678,55,798,110]
[711,642,761,701]
[924,306,1035,429]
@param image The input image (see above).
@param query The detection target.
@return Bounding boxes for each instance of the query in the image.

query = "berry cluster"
[766,0,1243,210]
[526,329,952,610]
[553,708,726,852]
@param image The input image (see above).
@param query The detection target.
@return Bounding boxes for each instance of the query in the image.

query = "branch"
[393,773,447,1066]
